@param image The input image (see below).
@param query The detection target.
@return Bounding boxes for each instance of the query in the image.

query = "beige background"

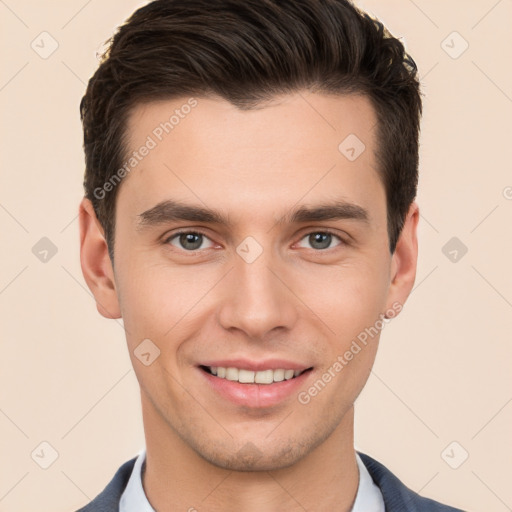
[1,1,511,511]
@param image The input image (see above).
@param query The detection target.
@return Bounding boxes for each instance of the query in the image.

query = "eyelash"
[163,228,347,253]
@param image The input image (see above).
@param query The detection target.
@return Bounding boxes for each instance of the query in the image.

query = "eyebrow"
[136,199,370,231]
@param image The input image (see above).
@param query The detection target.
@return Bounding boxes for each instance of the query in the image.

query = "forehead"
[117,92,384,227]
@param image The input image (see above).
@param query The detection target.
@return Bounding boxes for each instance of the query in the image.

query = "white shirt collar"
[119,447,155,512]
[119,447,385,512]
[352,449,386,511]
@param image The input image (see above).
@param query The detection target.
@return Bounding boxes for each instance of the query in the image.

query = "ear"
[78,197,121,319]
[384,201,419,315]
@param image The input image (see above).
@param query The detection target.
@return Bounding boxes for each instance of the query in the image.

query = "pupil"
[311,232,331,250]
[181,233,202,250]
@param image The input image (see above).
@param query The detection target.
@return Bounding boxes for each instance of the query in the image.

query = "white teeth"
[206,366,306,384]
[225,367,239,381]
[238,369,255,383]
[273,369,285,382]
[255,369,274,384]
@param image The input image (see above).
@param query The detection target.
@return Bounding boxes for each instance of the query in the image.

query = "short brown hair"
[80,0,422,261]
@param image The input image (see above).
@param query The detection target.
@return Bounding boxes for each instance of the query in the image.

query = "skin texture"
[79,91,419,512]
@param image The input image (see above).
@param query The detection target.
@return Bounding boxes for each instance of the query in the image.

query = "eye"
[296,230,345,251]
[163,229,346,253]
[165,230,215,251]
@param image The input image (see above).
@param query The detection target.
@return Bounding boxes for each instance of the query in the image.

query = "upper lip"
[199,358,312,372]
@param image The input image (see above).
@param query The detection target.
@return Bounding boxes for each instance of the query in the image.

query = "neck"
[141,397,359,512]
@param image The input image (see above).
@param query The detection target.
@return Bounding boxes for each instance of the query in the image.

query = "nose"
[217,248,298,341]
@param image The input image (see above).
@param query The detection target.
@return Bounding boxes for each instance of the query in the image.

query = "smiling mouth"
[199,365,313,385]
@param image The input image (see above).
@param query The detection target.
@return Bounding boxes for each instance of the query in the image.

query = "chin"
[200,448,304,472]
[194,429,330,472]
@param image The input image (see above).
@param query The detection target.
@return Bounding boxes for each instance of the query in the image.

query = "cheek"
[116,242,390,351]
[117,261,216,349]
[305,260,389,341]
[309,274,384,407]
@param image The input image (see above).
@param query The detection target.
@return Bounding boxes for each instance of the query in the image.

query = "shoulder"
[357,451,466,512]
[74,456,137,512]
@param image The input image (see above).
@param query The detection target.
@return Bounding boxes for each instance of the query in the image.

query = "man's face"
[92,92,414,471]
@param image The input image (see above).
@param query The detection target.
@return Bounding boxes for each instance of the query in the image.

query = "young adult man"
[76,0,464,510]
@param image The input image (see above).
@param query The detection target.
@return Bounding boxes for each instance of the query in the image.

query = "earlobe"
[385,201,420,313]
[78,197,121,319]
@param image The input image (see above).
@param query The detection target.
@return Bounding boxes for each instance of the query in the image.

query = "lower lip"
[198,367,313,408]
